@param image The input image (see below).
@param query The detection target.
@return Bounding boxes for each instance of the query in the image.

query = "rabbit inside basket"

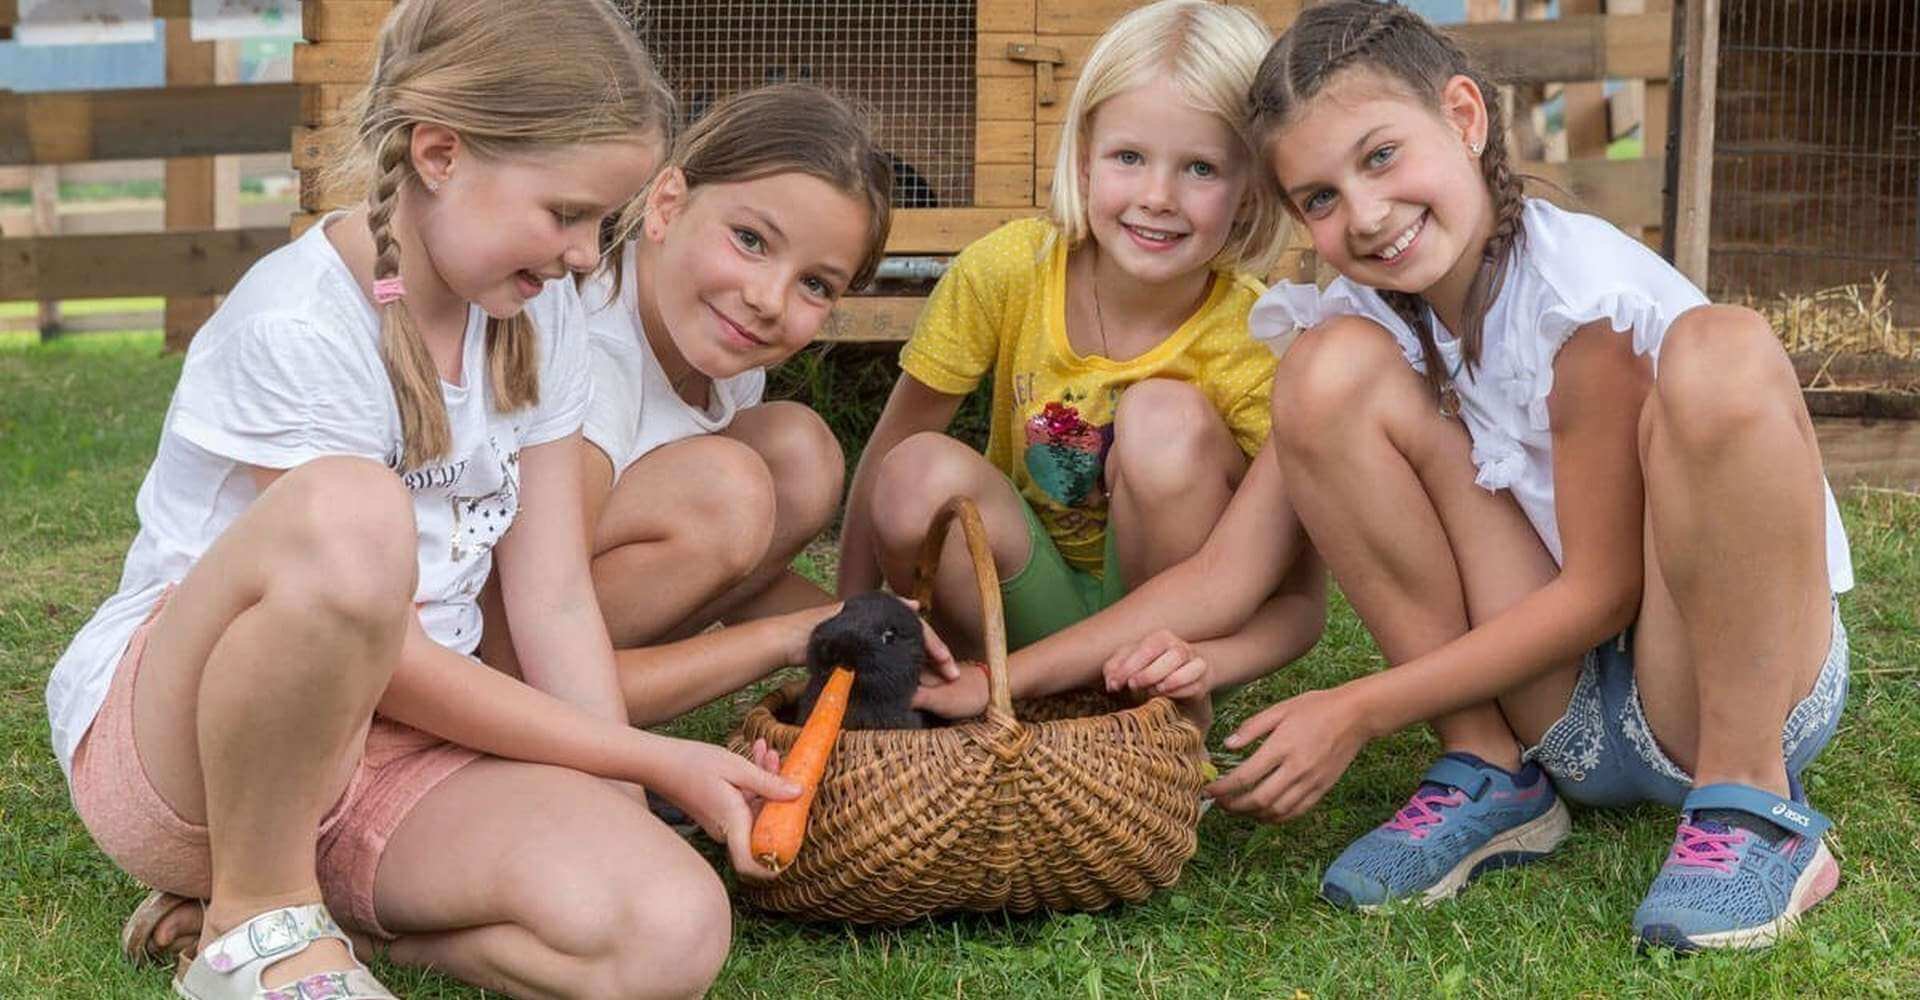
[788,591,933,731]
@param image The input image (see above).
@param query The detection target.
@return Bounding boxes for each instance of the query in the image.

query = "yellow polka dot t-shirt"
[899,218,1275,576]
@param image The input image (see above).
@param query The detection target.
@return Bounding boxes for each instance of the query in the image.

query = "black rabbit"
[794,592,928,730]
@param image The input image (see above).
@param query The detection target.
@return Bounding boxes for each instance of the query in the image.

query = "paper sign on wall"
[190,0,301,41]
[15,0,156,45]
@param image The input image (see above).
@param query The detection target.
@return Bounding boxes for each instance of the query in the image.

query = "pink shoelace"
[1666,823,1747,873]
[1383,788,1466,840]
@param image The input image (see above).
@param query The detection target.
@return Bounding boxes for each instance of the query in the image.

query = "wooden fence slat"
[1,228,290,300]
[304,0,394,41]
[1453,13,1672,84]
[0,84,298,166]
[820,298,929,342]
[293,42,376,84]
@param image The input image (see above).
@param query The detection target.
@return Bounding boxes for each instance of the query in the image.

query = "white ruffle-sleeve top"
[1249,198,1853,593]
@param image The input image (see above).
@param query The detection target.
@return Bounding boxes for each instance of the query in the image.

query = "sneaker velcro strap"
[1683,782,1831,838]
[1421,757,1493,799]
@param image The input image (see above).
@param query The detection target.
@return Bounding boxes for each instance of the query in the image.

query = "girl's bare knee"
[1653,306,1799,450]
[272,458,417,627]
[1270,316,1408,455]
[870,432,983,547]
[1110,379,1231,495]
[667,437,778,579]
[535,853,729,1000]
[749,403,845,534]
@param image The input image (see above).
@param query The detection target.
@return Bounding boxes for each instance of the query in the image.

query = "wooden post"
[164,18,218,352]
[31,164,60,339]
[1559,0,1609,162]
[1673,0,1719,289]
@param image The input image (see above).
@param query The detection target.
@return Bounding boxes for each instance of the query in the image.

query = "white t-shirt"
[1250,198,1854,593]
[46,213,591,778]
[578,243,765,476]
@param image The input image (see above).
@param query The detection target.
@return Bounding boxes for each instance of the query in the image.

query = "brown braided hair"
[1249,0,1526,404]
[331,0,676,469]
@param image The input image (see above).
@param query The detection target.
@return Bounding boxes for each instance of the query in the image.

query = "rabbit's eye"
[880,627,898,644]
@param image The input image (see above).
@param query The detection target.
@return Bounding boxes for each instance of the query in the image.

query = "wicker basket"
[727,496,1208,924]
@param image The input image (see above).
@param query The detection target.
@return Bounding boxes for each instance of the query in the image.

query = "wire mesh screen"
[1713,0,1920,325]
[623,1,977,209]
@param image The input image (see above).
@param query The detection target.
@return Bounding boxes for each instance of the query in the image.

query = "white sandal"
[172,903,396,1000]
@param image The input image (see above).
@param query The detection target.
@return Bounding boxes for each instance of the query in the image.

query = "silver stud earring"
[1469,139,1484,156]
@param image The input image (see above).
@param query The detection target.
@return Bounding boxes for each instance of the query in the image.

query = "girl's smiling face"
[1080,76,1250,287]
[1267,69,1494,317]
[416,131,662,319]
[637,169,870,379]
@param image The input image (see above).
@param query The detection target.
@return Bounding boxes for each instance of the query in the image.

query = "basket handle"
[910,495,1014,721]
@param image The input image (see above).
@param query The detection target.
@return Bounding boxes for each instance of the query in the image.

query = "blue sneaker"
[1634,782,1840,953]
[1320,753,1571,911]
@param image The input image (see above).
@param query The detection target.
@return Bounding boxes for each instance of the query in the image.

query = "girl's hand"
[912,659,990,719]
[903,598,961,682]
[1204,685,1367,824]
[781,599,958,682]
[648,735,799,879]
[1103,629,1212,730]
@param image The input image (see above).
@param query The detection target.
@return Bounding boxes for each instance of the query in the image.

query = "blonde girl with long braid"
[46,2,796,997]
[1205,0,1853,954]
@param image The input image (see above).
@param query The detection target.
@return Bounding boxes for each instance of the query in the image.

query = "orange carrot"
[750,666,854,872]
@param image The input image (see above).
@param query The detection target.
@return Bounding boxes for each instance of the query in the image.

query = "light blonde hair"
[330,0,675,469]
[1048,0,1282,276]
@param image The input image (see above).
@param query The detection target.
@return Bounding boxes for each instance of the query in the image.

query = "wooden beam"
[165,18,219,352]
[304,0,394,41]
[0,228,289,300]
[821,298,928,343]
[886,208,1034,255]
[1673,0,1720,288]
[30,166,59,338]
[1452,13,1672,84]
[1,0,191,24]
[0,85,298,166]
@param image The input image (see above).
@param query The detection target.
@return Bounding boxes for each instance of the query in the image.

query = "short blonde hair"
[1048,0,1282,277]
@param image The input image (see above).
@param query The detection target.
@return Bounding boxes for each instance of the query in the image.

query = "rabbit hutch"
[293,0,1681,335]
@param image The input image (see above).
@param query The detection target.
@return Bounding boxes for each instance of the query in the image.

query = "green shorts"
[1001,491,1126,651]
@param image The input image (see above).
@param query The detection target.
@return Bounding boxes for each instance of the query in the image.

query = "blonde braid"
[367,126,452,468]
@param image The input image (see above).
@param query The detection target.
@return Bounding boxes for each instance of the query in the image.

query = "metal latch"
[1005,43,1067,106]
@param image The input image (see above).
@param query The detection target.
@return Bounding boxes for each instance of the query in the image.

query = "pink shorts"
[69,591,482,939]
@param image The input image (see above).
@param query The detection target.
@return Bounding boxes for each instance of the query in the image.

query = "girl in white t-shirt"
[46,3,795,996]
[1200,1,1852,953]
[495,84,903,724]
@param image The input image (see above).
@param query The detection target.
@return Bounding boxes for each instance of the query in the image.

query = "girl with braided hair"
[47,1,799,996]
[1205,0,1853,952]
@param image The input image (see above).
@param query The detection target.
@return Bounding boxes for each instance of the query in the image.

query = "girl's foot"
[121,890,204,967]
[175,903,394,999]
[1634,782,1840,953]
[1320,753,1570,910]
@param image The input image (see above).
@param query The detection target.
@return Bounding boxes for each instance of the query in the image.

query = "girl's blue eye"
[1116,150,1143,166]
[734,227,764,252]
[1189,160,1217,179]
[1366,144,1396,169]
[802,276,834,298]
[1302,189,1335,214]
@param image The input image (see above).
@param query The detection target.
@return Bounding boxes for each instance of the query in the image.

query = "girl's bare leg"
[1104,379,1247,584]
[697,401,843,624]
[1630,306,1835,796]
[868,431,1034,661]
[131,457,417,985]
[1270,318,1578,765]
[372,758,732,999]
[587,435,777,647]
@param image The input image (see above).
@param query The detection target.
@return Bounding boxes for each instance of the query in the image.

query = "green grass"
[4,335,1918,997]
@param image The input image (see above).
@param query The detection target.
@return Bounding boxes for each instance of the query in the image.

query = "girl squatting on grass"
[1204,0,1853,953]
[843,0,1325,728]
[476,83,957,729]
[45,2,798,997]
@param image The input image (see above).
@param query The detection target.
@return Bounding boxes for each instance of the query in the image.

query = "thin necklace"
[1089,259,1112,358]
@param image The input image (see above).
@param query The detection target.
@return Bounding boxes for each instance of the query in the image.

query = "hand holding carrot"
[648,735,799,880]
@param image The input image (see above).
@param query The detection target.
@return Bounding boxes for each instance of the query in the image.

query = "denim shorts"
[1523,599,1849,810]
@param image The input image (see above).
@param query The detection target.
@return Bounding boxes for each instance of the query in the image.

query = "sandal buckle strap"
[202,905,340,974]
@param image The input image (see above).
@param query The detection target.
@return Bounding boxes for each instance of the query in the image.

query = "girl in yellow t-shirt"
[838,0,1324,727]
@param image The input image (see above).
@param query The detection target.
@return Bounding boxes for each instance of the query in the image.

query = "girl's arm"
[836,373,967,596]
[492,431,628,724]
[617,603,834,726]
[1210,321,1648,820]
[1009,443,1320,695]
[377,612,796,877]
